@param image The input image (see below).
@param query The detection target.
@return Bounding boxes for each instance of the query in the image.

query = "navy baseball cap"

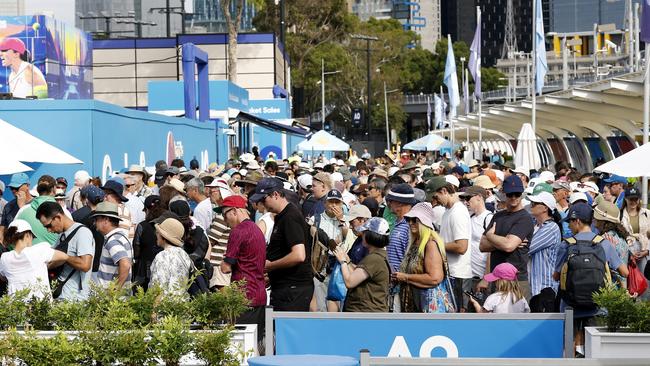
[625,186,641,198]
[451,166,465,176]
[249,177,284,203]
[563,202,593,222]
[82,185,105,205]
[502,175,524,194]
[326,189,343,201]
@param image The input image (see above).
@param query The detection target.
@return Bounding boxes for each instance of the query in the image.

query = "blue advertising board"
[272,313,569,359]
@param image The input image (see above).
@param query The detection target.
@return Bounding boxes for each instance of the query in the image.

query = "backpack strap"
[565,237,577,245]
[592,235,604,244]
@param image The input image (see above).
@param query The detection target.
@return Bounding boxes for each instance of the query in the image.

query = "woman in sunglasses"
[394,202,455,313]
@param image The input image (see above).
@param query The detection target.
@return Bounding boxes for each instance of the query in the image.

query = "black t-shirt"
[72,206,91,223]
[267,203,313,288]
[487,208,534,281]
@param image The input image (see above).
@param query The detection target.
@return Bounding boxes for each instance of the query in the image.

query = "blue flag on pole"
[641,0,650,42]
[444,34,460,116]
[535,0,547,95]
[468,11,481,100]
[426,96,432,131]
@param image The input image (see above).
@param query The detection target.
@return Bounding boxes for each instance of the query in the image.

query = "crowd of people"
[0,149,648,356]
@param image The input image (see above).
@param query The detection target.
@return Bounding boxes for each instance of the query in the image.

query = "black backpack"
[559,235,612,309]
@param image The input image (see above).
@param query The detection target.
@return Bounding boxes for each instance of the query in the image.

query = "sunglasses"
[407,217,419,224]
[506,192,522,198]
[461,195,475,201]
[43,216,57,229]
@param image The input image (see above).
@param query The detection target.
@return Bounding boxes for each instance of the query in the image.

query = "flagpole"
[440,85,445,140]
[643,41,649,206]
[532,0,537,136]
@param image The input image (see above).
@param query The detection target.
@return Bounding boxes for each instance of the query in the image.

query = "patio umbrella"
[514,123,541,172]
[402,133,452,151]
[297,130,349,151]
[0,118,83,165]
[594,143,650,177]
[0,160,33,176]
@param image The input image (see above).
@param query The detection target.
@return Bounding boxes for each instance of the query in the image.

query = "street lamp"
[320,58,341,130]
[383,82,399,152]
[350,34,379,138]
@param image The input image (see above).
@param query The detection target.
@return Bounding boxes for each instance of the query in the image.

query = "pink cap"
[484,262,518,282]
[0,38,26,54]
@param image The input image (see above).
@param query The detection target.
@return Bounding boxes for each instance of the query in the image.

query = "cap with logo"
[502,175,525,194]
[326,189,343,202]
[625,186,641,198]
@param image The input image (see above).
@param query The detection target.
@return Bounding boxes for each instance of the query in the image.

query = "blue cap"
[101,179,128,202]
[563,202,593,222]
[326,189,343,201]
[8,172,29,188]
[81,185,105,205]
[358,217,390,236]
[249,177,284,203]
[604,174,627,184]
[502,175,524,194]
[451,166,465,176]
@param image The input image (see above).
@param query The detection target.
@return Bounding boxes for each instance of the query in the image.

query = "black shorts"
[574,315,597,332]
[270,284,314,312]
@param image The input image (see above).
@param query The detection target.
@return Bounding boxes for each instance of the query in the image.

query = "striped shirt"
[207,211,231,287]
[387,217,410,272]
[97,228,133,288]
[528,220,561,296]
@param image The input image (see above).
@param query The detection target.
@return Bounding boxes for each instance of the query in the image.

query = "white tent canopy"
[514,123,541,172]
[403,133,452,151]
[594,143,650,177]
[0,118,83,169]
[0,160,33,176]
[297,130,349,152]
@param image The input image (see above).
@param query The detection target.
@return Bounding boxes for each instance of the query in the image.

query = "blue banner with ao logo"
[273,314,567,359]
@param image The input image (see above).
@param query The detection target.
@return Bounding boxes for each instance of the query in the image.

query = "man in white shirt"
[428,176,472,312]
[460,186,493,291]
[186,178,212,230]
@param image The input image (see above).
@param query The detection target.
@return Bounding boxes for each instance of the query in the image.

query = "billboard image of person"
[0,37,47,98]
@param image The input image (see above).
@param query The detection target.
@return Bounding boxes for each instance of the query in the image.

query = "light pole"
[351,34,379,139]
[383,81,399,152]
[320,58,341,130]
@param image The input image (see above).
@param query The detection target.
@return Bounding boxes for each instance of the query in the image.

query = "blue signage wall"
[274,315,567,359]
[0,99,215,198]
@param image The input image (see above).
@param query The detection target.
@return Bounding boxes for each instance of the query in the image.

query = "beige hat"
[166,178,186,194]
[593,200,620,224]
[343,204,372,222]
[473,175,496,189]
[127,164,147,176]
[155,218,185,246]
[369,168,388,180]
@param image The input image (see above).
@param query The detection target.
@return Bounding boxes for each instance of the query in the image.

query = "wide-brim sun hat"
[404,202,435,230]
[593,200,621,224]
[154,218,185,246]
[90,201,123,221]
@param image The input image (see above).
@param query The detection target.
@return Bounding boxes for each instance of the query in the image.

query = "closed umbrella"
[403,133,452,151]
[594,143,650,177]
[0,118,83,165]
[514,123,541,172]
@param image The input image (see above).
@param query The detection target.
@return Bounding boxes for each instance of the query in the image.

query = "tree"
[480,67,506,92]
[222,0,264,82]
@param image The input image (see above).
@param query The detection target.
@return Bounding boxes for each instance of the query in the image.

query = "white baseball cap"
[331,172,344,182]
[444,174,460,188]
[8,219,33,234]
[569,192,589,204]
[528,191,557,211]
[297,174,313,190]
[539,171,555,183]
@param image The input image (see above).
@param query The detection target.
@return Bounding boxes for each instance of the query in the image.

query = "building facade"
[441,0,532,67]
[349,0,441,52]
[549,0,641,33]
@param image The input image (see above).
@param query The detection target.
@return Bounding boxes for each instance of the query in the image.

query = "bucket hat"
[155,218,185,246]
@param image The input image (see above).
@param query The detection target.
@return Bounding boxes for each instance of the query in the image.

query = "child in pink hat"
[470,262,530,313]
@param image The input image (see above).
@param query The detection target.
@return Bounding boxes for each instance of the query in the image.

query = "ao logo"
[353,111,362,121]
[387,335,459,358]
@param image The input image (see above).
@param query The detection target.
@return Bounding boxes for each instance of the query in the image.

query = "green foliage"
[151,316,194,366]
[0,290,29,329]
[26,296,53,331]
[0,280,250,364]
[481,67,507,92]
[593,284,636,332]
[194,328,240,366]
[628,300,650,333]
[12,331,90,366]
